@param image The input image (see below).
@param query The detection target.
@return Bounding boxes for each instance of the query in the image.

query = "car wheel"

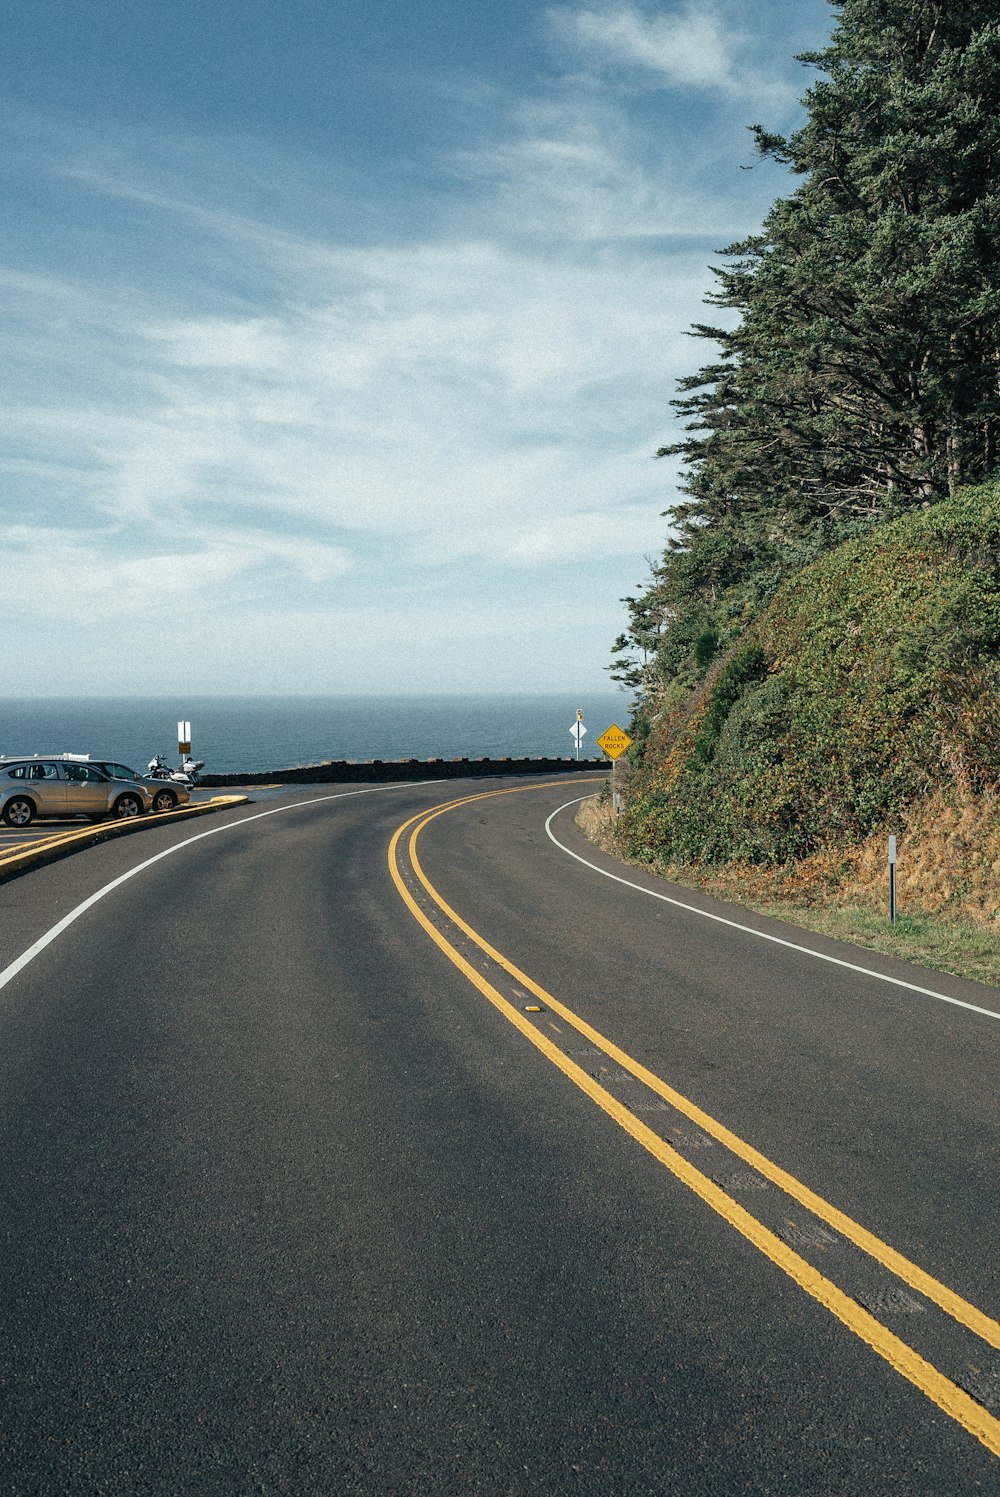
[112,794,144,819]
[151,789,177,813]
[2,797,35,827]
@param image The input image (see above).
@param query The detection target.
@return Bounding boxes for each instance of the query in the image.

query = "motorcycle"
[147,753,205,788]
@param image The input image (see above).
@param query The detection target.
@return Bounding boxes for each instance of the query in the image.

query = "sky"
[2,0,834,696]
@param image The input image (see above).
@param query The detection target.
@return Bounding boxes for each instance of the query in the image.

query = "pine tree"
[615,0,1000,696]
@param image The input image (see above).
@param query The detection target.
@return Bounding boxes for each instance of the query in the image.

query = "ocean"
[1,694,632,776]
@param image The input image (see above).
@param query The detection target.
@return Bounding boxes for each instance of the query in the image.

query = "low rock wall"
[201,756,608,786]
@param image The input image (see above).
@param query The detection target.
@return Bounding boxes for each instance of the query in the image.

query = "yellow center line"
[387,782,1000,1461]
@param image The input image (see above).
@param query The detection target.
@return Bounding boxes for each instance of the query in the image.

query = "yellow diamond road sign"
[597,724,633,760]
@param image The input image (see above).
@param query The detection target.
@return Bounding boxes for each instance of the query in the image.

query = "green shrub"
[624,479,1000,867]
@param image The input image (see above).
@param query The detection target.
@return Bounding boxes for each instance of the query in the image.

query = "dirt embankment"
[581,786,999,924]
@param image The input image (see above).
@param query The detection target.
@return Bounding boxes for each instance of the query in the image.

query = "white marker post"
[178,720,192,758]
[569,709,587,761]
[888,835,897,924]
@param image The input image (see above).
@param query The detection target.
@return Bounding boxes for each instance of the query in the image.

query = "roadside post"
[888,835,897,924]
[596,724,633,816]
[569,709,587,762]
[178,720,192,758]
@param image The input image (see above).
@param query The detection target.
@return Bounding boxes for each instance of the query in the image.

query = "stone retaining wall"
[201,756,608,786]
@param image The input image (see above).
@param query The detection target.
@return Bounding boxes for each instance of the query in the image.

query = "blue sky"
[2,0,833,696]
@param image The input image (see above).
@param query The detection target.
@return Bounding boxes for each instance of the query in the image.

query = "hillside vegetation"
[605,3,1000,974]
[612,481,999,938]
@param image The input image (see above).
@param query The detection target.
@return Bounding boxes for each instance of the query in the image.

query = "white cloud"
[449,89,747,243]
[422,505,657,567]
[142,316,288,370]
[551,1,740,90]
[0,524,351,622]
[2,232,706,567]
[0,2,818,683]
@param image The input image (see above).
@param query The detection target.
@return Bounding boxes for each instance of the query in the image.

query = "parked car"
[88,761,192,815]
[0,757,190,827]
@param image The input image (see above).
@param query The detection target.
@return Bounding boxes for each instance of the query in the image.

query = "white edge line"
[0,782,433,996]
[545,796,1000,1022]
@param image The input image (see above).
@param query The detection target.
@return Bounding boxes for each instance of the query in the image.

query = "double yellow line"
[389,783,1000,1460]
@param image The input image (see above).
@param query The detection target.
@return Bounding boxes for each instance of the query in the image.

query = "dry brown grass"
[575,786,1000,987]
[779,787,1000,924]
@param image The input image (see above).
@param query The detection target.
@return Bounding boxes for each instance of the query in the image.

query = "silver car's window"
[25,762,59,780]
[104,764,139,780]
[6,766,25,778]
[63,763,106,782]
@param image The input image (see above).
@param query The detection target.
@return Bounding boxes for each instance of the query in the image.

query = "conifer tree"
[614,0,1000,696]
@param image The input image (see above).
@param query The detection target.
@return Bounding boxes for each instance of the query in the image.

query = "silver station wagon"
[88,761,191,815]
[0,757,190,827]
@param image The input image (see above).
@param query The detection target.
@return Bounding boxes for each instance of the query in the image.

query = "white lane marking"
[0,783,432,996]
[544,796,1000,1022]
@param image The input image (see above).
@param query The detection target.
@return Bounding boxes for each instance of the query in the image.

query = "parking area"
[0,792,250,881]
[0,823,72,856]
[0,789,222,853]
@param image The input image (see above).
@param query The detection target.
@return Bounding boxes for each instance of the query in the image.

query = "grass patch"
[722,901,999,988]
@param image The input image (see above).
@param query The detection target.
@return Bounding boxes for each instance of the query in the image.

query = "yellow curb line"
[0,796,249,883]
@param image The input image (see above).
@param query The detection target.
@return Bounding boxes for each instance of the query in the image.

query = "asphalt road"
[0,777,997,1495]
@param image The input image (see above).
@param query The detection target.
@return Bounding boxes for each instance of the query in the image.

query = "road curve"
[0,777,997,1495]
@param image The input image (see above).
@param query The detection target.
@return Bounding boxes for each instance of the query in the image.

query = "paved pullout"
[0,779,996,1494]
